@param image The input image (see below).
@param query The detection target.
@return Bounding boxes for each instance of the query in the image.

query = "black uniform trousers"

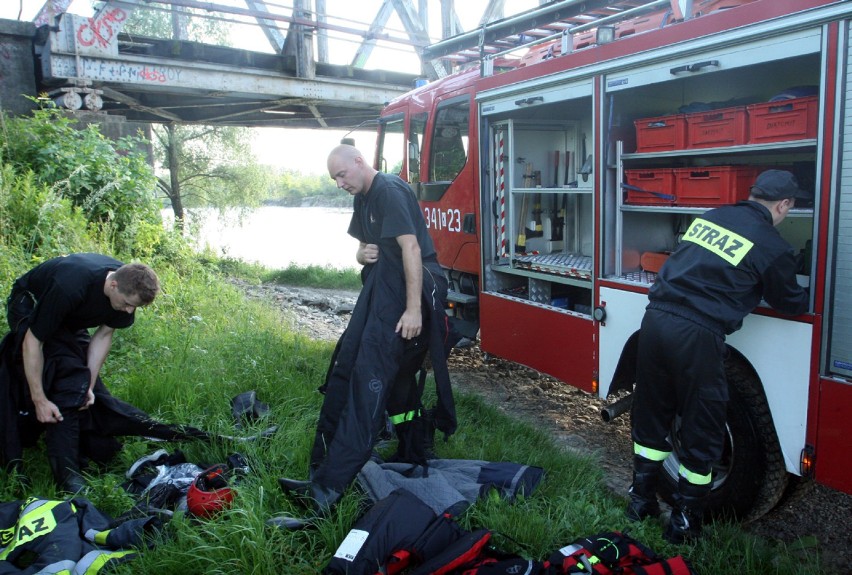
[631,308,729,478]
[308,252,447,494]
[2,291,209,471]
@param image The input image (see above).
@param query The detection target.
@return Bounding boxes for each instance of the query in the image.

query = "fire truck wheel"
[657,358,789,522]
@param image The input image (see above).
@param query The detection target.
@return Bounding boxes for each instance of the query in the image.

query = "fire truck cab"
[375,0,852,520]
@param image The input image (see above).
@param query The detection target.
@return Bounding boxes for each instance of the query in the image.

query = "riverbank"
[263,195,352,208]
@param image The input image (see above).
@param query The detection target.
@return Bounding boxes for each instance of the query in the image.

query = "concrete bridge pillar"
[0,19,37,116]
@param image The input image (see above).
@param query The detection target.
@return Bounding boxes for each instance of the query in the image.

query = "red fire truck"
[373,0,852,521]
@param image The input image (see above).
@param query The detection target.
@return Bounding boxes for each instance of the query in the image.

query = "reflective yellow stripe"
[634,442,670,462]
[0,525,15,549]
[682,217,753,266]
[0,499,63,560]
[389,409,420,425]
[93,529,110,546]
[679,464,712,485]
[80,549,137,574]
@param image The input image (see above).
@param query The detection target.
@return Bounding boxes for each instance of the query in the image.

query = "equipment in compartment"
[634,114,687,152]
[624,166,761,206]
[498,285,529,299]
[624,169,676,205]
[633,95,819,153]
[674,165,760,206]
[747,96,819,144]
[621,270,659,284]
[512,252,593,280]
[685,106,749,148]
[640,252,671,273]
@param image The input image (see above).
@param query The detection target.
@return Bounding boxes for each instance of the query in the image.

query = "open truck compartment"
[379,0,852,500]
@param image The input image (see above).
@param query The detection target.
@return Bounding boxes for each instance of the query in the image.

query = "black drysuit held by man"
[0,253,209,492]
[627,170,810,543]
[275,145,456,528]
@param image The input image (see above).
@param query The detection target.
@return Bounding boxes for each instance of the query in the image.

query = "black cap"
[750,170,811,201]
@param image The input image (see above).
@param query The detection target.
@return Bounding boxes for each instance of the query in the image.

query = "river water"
[164,206,360,271]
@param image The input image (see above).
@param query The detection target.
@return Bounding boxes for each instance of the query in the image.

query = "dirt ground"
[235,280,852,575]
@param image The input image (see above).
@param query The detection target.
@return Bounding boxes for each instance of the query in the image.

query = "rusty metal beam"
[316,0,328,63]
[33,0,74,27]
[99,85,183,121]
[479,0,506,26]
[282,0,315,78]
[390,0,448,78]
[119,0,427,48]
[352,0,395,68]
[243,0,287,53]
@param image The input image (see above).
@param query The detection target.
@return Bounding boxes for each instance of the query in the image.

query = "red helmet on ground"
[187,464,235,518]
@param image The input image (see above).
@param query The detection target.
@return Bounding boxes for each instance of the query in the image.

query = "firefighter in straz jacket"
[274,144,456,530]
[627,170,810,543]
[0,253,210,492]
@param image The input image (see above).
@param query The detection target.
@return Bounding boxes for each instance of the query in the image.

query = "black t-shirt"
[11,253,135,340]
[347,172,438,274]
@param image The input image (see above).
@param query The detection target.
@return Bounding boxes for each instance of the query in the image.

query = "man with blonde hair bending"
[1,253,209,492]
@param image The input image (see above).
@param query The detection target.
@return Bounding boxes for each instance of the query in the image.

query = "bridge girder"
[29,0,543,127]
[36,4,420,128]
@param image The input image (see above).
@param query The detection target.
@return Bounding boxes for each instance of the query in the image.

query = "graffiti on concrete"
[75,6,127,49]
[51,56,184,84]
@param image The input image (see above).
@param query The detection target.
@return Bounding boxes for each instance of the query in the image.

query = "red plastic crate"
[634,115,687,152]
[674,166,760,206]
[685,106,748,149]
[747,96,818,144]
[624,169,676,205]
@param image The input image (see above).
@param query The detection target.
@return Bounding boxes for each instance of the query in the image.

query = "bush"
[1,103,162,256]
[0,165,96,261]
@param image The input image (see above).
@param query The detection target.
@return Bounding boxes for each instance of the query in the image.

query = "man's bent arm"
[396,234,422,339]
[86,325,115,394]
[22,329,63,423]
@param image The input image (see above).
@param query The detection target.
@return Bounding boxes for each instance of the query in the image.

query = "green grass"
[0,264,827,575]
[203,254,362,291]
[261,263,361,290]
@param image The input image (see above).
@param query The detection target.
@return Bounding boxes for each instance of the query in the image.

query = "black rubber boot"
[664,479,710,544]
[625,455,662,522]
[48,456,87,494]
[308,482,342,514]
[278,477,312,500]
[268,481,342,530]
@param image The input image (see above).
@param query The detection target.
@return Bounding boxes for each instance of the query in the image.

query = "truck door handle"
[463,213,476,234]
[514,96,544,107]
[670,60,720,75]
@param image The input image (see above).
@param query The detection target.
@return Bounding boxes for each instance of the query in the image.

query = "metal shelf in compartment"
[613,271,657,285]
[512,252,593,281]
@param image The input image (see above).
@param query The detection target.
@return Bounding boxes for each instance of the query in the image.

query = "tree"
[154,123,273,223]
[122,6,271,224]
[266,169,350,207]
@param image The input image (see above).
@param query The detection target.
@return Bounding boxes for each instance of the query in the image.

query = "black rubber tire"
[658,357,789,522]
